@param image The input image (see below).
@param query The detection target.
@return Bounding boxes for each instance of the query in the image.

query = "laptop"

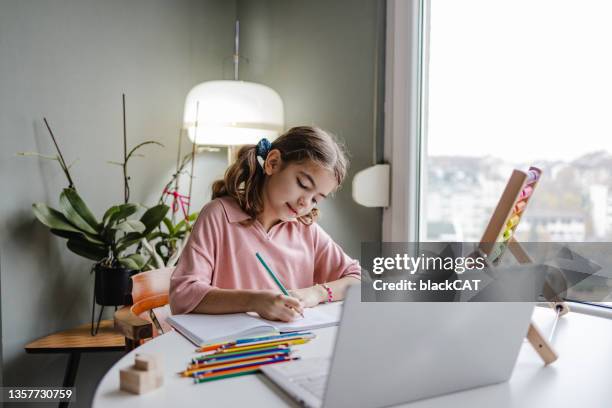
[261,285,534,408]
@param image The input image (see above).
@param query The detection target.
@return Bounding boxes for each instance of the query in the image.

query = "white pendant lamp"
[183,21,284,147]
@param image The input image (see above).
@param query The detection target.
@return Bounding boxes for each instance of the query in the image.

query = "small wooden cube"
[120,365,164,394]
[135,353,162,371]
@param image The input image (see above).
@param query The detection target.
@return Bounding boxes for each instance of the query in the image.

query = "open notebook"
[167,307,341,346]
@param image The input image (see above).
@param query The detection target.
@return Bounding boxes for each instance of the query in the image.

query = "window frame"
[382,0,428,242]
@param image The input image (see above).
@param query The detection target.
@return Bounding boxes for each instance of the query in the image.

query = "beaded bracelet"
[320,284,333,303]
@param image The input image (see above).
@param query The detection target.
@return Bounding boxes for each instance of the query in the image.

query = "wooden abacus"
[478,166,567,365]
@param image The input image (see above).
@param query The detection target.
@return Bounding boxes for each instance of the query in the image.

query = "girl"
[169,126,361,322]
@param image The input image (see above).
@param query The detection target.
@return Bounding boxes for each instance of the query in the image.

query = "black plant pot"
[94,263,136,306]
[91,263,137,336]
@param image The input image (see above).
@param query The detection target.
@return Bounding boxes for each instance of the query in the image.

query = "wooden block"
[120,365,163,394]
[135,353,162,371]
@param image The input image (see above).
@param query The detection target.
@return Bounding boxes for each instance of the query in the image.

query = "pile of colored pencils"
[179,332,315,384]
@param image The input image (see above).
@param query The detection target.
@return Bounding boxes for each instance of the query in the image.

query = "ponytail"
[211,145,265,223]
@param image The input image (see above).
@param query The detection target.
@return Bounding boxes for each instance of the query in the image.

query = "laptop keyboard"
[268,358,331,399]
[292,373,328,398]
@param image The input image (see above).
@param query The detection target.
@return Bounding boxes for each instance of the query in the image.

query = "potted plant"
[20,101,173,334]
[21,98,198,334]
[32,187,169,306]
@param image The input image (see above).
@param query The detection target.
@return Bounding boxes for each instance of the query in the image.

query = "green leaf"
[102,205,120,225]
[66,239,107,261]
[106,203,139,227]
[188,212,199,221]
[32,203,81,233]
[115,220,146,234]
[117,257,139,270]
[59,188,100,234]
[145,231,163,241]
[50,228,105,245]
[174,219,186,232]
[140,204,169,234]
[118,253,146,271]
[162,217,175,235]
[116,232,143,252]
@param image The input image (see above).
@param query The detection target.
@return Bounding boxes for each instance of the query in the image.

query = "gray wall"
[237,0,383,257]
[0,0,381,405]
[0,0,234,406]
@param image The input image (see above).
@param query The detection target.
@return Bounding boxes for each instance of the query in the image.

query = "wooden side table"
[25,320,125,408]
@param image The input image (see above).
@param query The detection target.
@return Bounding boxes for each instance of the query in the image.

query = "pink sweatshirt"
[169,196,361,315]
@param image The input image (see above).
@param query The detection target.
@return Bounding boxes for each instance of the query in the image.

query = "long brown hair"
[211,126,349,225]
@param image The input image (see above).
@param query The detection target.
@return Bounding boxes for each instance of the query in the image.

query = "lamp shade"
[183,80,284,146]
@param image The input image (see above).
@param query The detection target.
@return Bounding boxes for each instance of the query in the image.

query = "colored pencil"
[256,252,289,294]
[197,342,229,353]
[217,336,313,352]
[210,344,291,357]
[190,349,291,367]
[193,347,290,363]
[183,355,288,377]
[255,252,304,318]
[217,338,309,354]
[188,351,290,371]
[193,357,299,384]
[234,331,314,345]
[194,369,257,383]
[196,333,313,354]
[194,356,297,380]
[194,346,290,361]
[195,330,315,353]
[190,355,290,377]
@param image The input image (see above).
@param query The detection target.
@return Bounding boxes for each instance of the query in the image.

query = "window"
[421,0,612,244]
[415,0,612,309]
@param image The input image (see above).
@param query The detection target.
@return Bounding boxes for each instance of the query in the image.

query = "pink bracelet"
[320,284,333,303]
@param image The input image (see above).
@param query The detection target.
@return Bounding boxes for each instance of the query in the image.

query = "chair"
[114,267,174,351]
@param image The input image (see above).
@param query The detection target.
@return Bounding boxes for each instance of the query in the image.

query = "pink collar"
[217,196,298,225]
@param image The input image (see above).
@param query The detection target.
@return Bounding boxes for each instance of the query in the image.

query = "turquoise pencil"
[255,252,304,317]
[256,252,289,295]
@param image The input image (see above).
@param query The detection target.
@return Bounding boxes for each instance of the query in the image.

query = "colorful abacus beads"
[526,169,540,184]
[488,167,542,264]
[506,215,520,229]
[502,229,512,240]
[520,185,533,199]
[514,200,527,214]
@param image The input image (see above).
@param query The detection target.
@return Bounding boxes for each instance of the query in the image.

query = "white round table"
[94,304,612,408]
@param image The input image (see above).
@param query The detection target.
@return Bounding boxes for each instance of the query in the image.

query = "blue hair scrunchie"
[256,138,272,168]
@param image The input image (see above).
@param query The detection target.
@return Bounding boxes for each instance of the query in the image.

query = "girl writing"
[169,126,361,322]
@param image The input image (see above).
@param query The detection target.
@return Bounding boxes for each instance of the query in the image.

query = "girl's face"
[262,149,338,222]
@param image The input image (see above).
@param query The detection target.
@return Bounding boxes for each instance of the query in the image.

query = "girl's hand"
[251,292,304,322]
[289,286,326,308]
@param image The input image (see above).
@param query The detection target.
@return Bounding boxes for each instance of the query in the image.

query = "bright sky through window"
[428,0,612,162]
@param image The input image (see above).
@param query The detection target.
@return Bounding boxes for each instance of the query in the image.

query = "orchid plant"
[22,95,200,272]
